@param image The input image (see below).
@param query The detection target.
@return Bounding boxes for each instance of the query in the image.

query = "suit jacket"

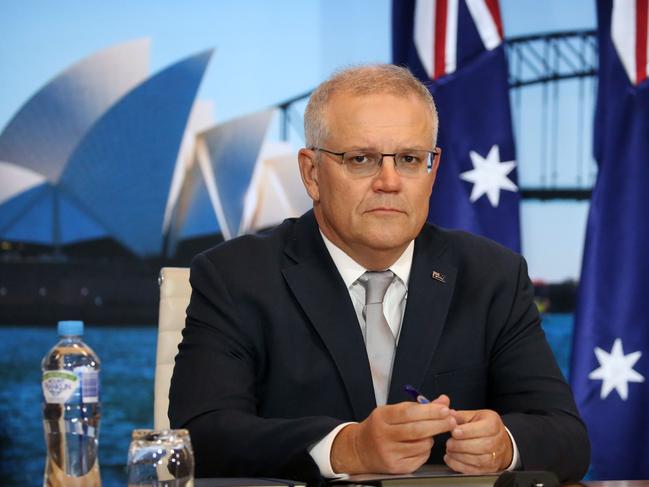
[169,210,589,484]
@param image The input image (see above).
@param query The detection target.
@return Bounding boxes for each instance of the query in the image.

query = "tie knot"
[361,270,394,305]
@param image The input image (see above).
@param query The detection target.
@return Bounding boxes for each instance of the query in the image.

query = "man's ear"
[298,148,320,202]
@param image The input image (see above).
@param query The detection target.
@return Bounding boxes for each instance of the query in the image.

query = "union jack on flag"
[393,0,520,251]
[413,0,504,79]
[610,0,648,85]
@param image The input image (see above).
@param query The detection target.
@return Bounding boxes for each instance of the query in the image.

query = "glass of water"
[127,429,194,486]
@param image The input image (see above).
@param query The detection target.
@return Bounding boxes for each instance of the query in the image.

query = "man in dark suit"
[169,65,589,484]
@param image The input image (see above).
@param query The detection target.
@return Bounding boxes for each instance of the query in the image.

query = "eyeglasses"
[311,147,441,178]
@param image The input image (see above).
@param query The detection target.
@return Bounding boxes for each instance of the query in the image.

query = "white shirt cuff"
[307,422,356,479]
[504,427,521,470]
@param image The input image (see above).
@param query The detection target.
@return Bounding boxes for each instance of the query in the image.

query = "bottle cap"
[57,320,84,336]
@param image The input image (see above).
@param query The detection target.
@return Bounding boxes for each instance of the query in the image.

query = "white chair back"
[154,267,191,430]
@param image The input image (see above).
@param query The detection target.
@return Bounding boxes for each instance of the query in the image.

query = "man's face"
[299,92,439,267]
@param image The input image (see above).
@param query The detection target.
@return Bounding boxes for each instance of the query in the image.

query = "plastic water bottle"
[42,320,101,487]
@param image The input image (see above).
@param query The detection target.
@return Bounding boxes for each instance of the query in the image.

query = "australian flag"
[571,0,649,479]
[393,0,520,251]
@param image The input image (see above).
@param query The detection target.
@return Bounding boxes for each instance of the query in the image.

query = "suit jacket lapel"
[388,225,457,403]
[281,211,376,420]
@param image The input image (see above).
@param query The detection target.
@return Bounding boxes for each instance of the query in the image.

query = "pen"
[404,384,430,404]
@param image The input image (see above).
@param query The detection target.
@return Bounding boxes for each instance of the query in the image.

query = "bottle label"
[42,367,100,404]
[42,370,78,403]
[79,368,99,403]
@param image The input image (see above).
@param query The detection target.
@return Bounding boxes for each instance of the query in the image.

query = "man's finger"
[384,401,455,425]
[391,416,457,441]
[446,436,496,455]
[431,394,451,406]
[390,436,435,456]
[446,449,500,470]
[451,412,499,439]
[444,453,493,475]
[453,409,477,425]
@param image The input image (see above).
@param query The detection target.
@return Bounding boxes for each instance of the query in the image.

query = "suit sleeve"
[492,256,590,482]
[168,252,341,484]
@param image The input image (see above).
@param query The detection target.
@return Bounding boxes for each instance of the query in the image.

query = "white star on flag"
[459,145,518,207]
[588,338,645,400]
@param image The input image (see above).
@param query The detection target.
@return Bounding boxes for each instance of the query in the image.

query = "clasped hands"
[330,394,513,475]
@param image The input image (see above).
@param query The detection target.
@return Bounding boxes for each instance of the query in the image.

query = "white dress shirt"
[307,232,520,477]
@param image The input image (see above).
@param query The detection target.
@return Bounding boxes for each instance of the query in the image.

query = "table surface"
[194,479,649,487]
[572,483,649,487]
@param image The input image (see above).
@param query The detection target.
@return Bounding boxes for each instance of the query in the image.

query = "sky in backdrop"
[0,0,597,282]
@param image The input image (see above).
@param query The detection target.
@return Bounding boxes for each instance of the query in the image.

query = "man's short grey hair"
[303,64,438,148]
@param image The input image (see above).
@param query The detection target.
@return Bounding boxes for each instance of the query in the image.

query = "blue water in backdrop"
[0,314,574,486]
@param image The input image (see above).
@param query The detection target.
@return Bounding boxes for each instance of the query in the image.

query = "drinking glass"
[127,429,194,486]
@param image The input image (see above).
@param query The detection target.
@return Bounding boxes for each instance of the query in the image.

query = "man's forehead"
[323,92,435,136]
[326,90,423,107]
[323,91,432,125]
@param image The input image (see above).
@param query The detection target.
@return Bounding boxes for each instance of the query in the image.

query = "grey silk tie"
[360,270,396,406]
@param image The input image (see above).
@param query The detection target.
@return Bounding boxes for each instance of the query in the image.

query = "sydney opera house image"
[0,39,310,324]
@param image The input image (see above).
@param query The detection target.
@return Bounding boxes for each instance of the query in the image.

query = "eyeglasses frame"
[310,146,442,177]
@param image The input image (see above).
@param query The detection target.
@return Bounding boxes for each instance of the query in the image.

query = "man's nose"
[373,156,402,190]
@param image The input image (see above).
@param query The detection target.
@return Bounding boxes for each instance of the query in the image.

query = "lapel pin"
[431,271,446,283]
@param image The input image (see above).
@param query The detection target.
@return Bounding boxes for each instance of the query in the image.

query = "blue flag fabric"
[392,0,520,252]
[571,0,649,479]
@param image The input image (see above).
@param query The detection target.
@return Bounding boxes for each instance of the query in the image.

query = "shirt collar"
[319,230,414,289]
